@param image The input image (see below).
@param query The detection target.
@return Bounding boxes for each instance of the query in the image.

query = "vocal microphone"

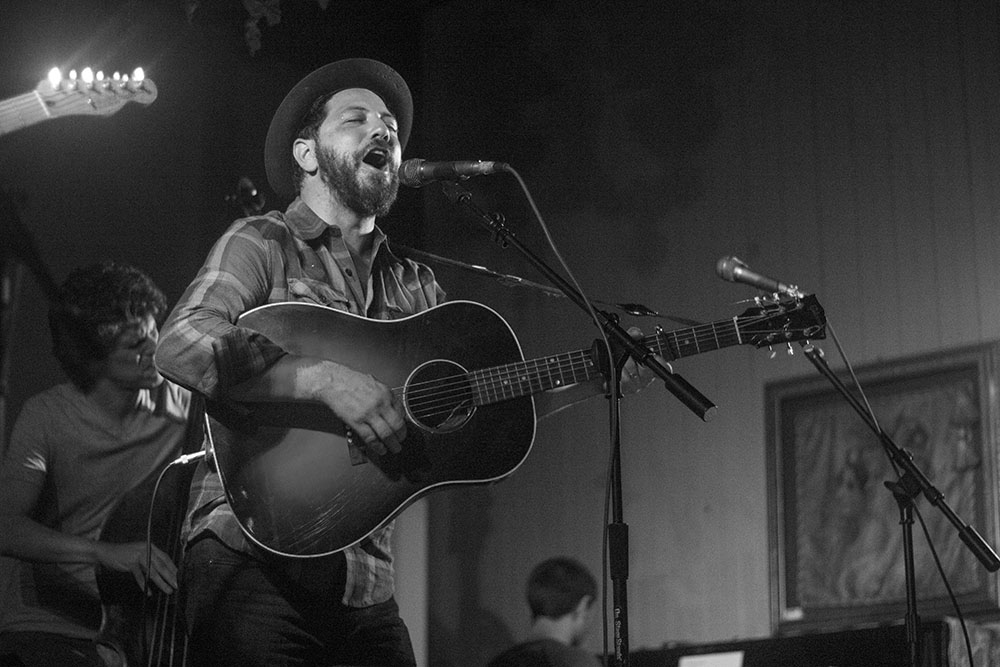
[398,158,509,188]
[715,256,806,298]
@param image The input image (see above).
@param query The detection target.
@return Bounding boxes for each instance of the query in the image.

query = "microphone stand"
[799,342,1000,667]
[438,181,716,667]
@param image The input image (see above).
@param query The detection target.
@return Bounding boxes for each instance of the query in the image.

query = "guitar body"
[208,293,828,558]
[210,300,536,557]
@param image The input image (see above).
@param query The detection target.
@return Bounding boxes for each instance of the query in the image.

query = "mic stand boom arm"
[799,342,1000,667]
[439,181,715,667]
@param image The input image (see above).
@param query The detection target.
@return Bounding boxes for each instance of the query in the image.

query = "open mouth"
[362,147,389,169]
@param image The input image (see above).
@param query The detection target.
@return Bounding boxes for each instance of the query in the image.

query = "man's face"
[101,314,163,390]
[313,88,402,217]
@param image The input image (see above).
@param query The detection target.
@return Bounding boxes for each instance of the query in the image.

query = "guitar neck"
[469,318,743,406]
[0,91,48,138]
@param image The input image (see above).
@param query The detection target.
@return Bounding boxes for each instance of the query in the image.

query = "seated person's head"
[527,557,597,646]
[49,261,167,392]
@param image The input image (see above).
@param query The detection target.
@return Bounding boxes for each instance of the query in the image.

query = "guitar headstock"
[738,294,827,348]
[35,67,157,119]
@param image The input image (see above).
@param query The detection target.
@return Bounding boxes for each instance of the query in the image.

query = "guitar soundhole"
[404,359,476,433]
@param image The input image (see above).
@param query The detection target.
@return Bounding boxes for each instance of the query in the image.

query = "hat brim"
[264,58,413,200]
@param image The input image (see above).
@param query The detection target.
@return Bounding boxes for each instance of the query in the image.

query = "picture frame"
[765,342,1000,635]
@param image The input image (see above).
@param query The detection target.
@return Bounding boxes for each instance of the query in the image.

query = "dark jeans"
[0,631,103,667]
[182,535,416,667]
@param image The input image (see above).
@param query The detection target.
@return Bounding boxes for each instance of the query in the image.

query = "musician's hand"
[315,363,407,456]
[95,541,178,595]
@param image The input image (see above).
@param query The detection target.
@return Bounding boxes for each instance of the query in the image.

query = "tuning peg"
[786,343,795,355]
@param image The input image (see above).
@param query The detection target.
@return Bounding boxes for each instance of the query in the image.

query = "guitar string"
[397,319,762,401]
[397,356,599,419]
[397,321,750,400]
[398,320,791,419]
[399,329,769,420]
[401,314,817,420]
[400,309,800,406]
[0,93,45,126]
[402,356,598,418]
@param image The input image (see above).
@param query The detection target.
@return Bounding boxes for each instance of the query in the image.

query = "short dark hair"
[291,90,338,193]
[48,261,167,392]
[527,557,597,620]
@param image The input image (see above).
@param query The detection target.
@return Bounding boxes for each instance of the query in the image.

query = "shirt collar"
[283,197,330,241]
[283,198,390,254]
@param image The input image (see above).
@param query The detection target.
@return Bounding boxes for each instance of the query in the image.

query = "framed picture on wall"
[765,342,1000,635]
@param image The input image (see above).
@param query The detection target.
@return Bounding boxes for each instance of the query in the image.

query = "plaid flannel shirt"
[155,197,445,607]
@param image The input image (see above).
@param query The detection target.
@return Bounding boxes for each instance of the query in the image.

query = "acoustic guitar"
[208,296,827,557]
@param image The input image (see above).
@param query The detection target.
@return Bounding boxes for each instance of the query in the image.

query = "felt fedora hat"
[264,58,412,200]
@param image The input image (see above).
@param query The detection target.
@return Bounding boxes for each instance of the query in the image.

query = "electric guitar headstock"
[0,67,157,138]
[35,67,157,118]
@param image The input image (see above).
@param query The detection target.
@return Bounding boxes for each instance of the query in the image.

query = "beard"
[316,142,399,218]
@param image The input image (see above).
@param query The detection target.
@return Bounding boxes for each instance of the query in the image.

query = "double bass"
[94,399,205,667]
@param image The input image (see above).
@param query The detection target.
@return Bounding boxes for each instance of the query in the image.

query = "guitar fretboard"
[468,318,744,406]
[652,318,743,360]
[0,92,48,137]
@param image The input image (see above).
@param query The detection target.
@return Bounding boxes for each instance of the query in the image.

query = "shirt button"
[345,268,354,276]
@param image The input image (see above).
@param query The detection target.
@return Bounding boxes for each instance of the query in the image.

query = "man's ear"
[292,137,318,175]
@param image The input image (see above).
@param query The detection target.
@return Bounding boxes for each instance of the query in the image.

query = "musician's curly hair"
[527,557,597,620]
[48,260,167,392]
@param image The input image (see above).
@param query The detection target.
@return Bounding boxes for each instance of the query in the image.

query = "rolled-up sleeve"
[155,220,288,398]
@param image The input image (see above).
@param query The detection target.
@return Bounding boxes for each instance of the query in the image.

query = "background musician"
[0,261,193,667]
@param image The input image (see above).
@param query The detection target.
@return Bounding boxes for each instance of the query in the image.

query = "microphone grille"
[398,159,424,187]
[716,256,745,281]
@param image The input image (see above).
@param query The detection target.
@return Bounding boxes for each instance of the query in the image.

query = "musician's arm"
[224,354,406,456]
[155,223,405,455]
[0,423,177,593]
[0,472,96,563]
[155,223,285,399]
